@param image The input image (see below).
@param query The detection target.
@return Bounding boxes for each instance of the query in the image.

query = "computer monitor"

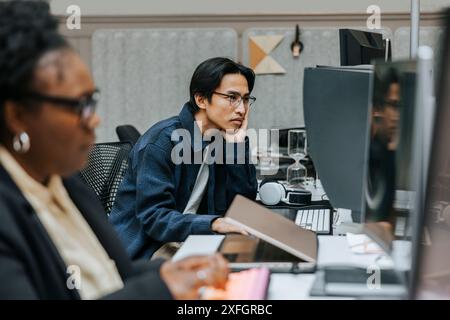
[412,9,450,299]
[305,60,433,298]
[362,45,438,290]
[303,66,373,222]
[362,60,421,256]
[340,29,390,66]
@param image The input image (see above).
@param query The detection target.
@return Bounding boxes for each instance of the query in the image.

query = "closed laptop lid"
[224,195,318,262]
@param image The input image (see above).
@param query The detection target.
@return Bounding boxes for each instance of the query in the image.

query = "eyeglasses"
[22,89,100,123]
[383,99,402,109]
[212,91,256,108]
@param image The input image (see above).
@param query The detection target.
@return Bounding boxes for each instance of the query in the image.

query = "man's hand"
[222,108,249,143]
[160,254,229,300]
[211,217,249,235]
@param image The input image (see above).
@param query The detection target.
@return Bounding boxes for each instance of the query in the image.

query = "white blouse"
[0,146,124,300]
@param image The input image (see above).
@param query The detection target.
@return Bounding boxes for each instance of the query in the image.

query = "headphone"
[259,179,312,206]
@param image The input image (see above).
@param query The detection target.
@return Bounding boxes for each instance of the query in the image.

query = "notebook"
[201,268,270,300]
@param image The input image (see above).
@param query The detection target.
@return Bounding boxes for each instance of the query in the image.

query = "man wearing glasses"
[109,57,258,260]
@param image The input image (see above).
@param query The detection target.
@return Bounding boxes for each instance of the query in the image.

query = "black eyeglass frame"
[383,98,403,110]
[212,91,256,108]
[20,89,100,120]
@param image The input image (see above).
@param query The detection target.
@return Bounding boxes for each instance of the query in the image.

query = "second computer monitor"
[339,29,389,66]
[303,66,373,222]
[363,60,421,255]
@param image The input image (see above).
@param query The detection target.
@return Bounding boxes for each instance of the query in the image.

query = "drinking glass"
[287,129,307,186]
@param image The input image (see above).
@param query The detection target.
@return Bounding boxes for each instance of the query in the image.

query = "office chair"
[116,125,141,146]
[79,142,132,215]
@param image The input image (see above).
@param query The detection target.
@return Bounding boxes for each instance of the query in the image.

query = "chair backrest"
[116,125,141,146]
[79,142,132,215]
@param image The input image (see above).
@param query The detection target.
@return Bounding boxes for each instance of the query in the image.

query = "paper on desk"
[346,233,384,254]
[318,236,394,270]
[172,235,225,262]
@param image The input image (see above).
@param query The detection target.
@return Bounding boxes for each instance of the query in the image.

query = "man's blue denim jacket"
[109,102,257,259]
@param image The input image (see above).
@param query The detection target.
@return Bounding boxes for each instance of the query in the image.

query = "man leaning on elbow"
[109,57,258,260]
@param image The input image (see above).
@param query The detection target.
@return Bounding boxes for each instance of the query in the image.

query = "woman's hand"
[160,254,229,300]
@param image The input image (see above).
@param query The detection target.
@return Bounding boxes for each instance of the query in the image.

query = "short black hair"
[188,57,255,112]
[373,67,400,111]
[0,0,68,141]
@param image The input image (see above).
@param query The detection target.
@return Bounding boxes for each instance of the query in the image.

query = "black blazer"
[0,165,172,300]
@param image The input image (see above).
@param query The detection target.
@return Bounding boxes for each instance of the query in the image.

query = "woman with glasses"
[0,0,228,299]
[109,57,258,260]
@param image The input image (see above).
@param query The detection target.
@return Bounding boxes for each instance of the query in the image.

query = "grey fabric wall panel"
[92,28,237,142]
[242,27,392,130]
[393,27,445,72]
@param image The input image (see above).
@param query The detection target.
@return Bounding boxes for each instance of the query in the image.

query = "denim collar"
[179,102,206,153]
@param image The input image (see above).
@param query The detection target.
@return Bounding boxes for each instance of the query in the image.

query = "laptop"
[221,195,318,273]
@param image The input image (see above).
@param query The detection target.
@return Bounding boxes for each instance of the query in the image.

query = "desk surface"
[268,236,357,300]
[175,181,399,299]
[175,234,394,299]
[265,236,388,300]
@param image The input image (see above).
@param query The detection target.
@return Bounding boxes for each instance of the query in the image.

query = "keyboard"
[295,207,331,234]
[201,268,270,300]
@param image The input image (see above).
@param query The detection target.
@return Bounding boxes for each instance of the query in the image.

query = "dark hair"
[0,0,69,141]
[373,67,400,111]
[189,57,255,112]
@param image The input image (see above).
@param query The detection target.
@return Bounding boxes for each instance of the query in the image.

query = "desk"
[268,236,357,300]
[175,234,395,299]
[266,235,401,299]
[175,182,400,299]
